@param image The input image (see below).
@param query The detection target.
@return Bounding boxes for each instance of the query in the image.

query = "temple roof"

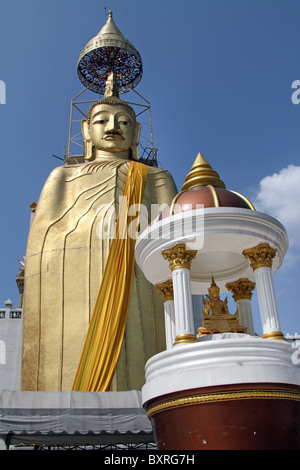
[159,153,255,219]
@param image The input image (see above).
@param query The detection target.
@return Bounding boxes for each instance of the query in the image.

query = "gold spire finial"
[181,152,226,191]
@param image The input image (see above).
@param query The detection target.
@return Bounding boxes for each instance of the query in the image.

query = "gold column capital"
[162,244,197,271]
[226,278,256,301]
[242,243,277,270]
[156,279,174,302]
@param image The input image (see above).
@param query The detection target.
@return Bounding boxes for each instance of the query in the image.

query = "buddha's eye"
[93,119,108,125]
[119,118,132,126]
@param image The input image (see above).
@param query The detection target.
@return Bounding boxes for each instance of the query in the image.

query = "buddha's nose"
[106,115,122,134]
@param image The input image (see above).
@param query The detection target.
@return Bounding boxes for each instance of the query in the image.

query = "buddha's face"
[87,103,136,153]
[209,286,220,299]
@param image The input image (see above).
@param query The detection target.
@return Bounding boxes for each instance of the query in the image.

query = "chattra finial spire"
[77,10,143,95]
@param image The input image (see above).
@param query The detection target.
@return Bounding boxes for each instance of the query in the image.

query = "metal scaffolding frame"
[64,74,157,167]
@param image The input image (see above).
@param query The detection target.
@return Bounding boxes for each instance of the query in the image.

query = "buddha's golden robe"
[21,158,177,391]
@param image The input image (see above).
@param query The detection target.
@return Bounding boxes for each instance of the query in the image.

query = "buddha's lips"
[103,134,125,141]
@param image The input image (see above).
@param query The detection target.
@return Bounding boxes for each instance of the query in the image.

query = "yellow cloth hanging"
[72,161,149,391]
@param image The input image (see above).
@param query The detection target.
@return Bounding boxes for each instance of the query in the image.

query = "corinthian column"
[162,244,197,345]
[156,279,175,349]
[226,278,256,335]
[242,243,285,340]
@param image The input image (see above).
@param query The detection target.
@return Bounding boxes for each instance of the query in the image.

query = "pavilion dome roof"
[159,153,255,219]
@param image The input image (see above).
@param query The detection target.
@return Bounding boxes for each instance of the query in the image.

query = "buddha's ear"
[131,121,141,161]
[81,119,94,161]
[134,121,141,144]
[81,119,91,141]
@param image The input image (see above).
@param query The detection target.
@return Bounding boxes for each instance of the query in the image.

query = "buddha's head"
[82,96,141,161]
[208,277,220,300]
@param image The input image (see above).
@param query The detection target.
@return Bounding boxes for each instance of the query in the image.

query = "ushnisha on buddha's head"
[208,277,221,300]
[81,96,141,161]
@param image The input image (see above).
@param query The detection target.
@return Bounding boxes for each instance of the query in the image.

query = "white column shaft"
[164,300,176,349]
[254,267,282,335]
[172,268,195,337]
[236,299,255,336]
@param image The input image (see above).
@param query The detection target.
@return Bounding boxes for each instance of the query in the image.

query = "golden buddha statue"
[21,91,177,391]
[197,277,247,337]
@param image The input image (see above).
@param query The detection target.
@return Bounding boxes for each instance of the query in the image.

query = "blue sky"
[0,0,300,336]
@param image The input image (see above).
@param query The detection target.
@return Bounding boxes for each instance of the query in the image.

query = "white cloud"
[253,164,300,249]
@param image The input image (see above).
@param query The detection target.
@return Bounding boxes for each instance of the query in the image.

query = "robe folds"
[21,157,177,391]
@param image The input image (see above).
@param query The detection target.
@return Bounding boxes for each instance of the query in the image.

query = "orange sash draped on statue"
[72,161,149,391]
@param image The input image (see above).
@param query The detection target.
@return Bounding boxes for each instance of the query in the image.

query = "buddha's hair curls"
[86,96,136,122]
